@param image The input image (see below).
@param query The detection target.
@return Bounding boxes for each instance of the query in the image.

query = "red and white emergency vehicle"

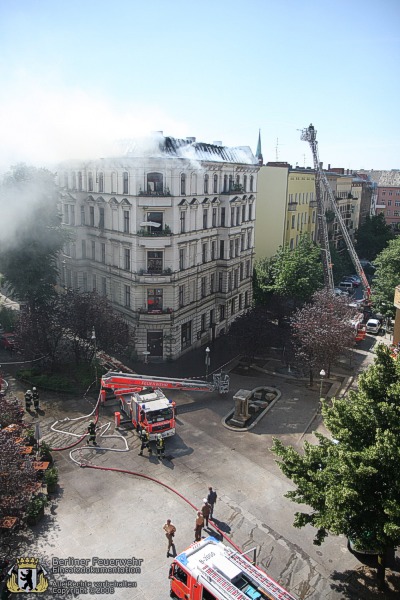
[169,536,297,600]
[101,372,229,440]
[351,313,366,342]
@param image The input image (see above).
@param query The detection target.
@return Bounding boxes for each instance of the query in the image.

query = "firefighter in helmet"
[87,421,97,445]
[138,428,152,456]
[25,389,33,411]
[156,433,166,459]
[32,387,40,412]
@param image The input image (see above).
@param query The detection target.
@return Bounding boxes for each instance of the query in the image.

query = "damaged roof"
[124,135,257,165]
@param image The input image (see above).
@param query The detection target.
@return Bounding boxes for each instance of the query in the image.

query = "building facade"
[375,185,400,228]
[58,135,258,361]
[284,168,317,249]
[255,164,317,259]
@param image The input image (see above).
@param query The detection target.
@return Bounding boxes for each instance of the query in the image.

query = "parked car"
[339,281,354,293]
[343,276,360,287]
[365,318,381,334]
[0,332,16,350]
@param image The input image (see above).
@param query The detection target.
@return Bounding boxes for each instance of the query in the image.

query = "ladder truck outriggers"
[301,124,371,302]
[169,536,298,600]
[101,371,229,440]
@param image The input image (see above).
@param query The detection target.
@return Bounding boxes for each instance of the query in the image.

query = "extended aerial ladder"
[101,371,229,395]
[301,124,371,300]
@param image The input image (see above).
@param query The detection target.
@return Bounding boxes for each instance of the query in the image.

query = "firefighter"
[32,387,40,411]
[138,428,152,456]
[24,389,33,411]
[156,434,166,459]
[87,421,97,445]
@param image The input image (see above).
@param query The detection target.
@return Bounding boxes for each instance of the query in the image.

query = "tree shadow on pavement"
[330,566,400,599]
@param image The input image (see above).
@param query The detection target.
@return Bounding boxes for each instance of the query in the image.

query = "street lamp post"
[91,326,98,386]
[205,347,211,380]
[319,369,326,412]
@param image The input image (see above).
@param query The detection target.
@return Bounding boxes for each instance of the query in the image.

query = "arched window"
[191,173,197,195]
[243,175,247,191]
[111,172,117,193]
[147,172,163,193]
[123,171,129,194]
[229,175,233,191]
[78,172,82,191]
[204,174,209,194]
[250,175,254,192]
[64,172,69,188]
[72,172,76,189]
[213,174,218,193]
[88,172,93,192]
[223,175,228,192]
[181,173,186,195]
[236,175,240,186]
[98,172,104,193]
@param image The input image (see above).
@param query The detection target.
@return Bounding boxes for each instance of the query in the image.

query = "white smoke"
[0,73,189,174]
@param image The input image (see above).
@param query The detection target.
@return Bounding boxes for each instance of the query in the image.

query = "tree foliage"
[355,214,394,262]
[226,306,290,360]
[291,288,355,383]
[14,289,134,367]
[371,237,400,317]
[0,164,66,312]
[0,402,37,520]
[272,344,400,584]
[254,236,324,313]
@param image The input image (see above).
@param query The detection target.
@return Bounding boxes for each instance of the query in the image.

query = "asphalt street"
[0,332,395,599]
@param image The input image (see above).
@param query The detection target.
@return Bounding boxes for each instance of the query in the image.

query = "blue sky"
[0,0,399,172]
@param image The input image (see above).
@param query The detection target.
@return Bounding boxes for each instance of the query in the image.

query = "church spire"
[256,129,263,165]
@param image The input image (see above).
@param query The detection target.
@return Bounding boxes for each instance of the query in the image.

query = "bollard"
[114,411,121,427]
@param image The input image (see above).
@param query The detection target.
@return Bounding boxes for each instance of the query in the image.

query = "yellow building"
[284,168,317,249]
[255,163,289,259]
[255,164,317,259]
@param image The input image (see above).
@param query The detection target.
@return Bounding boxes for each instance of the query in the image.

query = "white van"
[366,318,381,334]
[339,281,354,293]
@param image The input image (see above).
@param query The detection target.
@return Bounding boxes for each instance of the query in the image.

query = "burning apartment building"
[57,133,258,360]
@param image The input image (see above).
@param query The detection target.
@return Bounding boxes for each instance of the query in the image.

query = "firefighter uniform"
[25,390,33,411]
[139,429,152,456]
[156,434,165,459]
[32,387,40,411]
[87,422,97,445]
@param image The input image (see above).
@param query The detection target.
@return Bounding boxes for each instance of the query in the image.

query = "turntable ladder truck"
[169,536,298,600]
[301,124,370,301]
[101,371,229,440]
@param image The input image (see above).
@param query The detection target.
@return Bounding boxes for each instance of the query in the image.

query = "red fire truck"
[169,536,297,600]
[101,372,229,440]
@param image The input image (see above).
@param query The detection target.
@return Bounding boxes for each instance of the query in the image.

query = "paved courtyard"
[1,336,397,599]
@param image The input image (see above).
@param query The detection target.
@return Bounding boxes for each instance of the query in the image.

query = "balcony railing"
[137,188,171,197]
[137,268,172,276]
[138,307,173,314]
[287,202,298,211]
[137,225,172,237]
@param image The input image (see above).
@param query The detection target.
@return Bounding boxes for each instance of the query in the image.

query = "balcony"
[137,308,173,324]
[137,232,172,248]
[136,225,172,237]
[287,202,298,211]
[309,200,318,207]
[221,184,245,195]
[136,269,172,284]
[137,188,172,197]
